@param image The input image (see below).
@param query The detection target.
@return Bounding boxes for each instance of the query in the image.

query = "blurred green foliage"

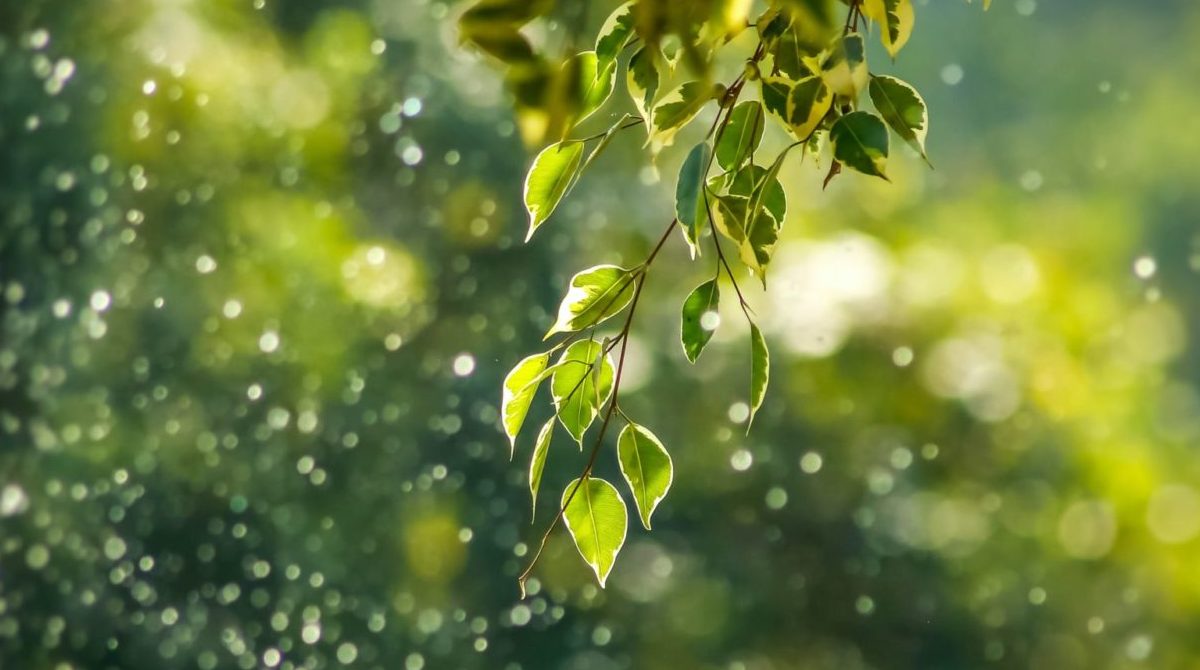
[3,1,1200,669]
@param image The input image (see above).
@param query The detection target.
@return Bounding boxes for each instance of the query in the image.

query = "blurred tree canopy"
[4,1,1200,669]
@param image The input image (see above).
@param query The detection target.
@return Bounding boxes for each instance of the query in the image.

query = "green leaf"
[561,477,627,587]
[741,147,794,287]
[650,81,711,148]
[728,165,786,223]
[617,423,673,529]
[501,352,550,452]
[528,417,554,519]
[594,1,635,75]
[821,34,868,99]
[773,26,818,80]
[627,46,660,129]
[551,340,614,444]
[566,51,616,125]
[786,75,833,141]
[830,111,890,179]
[681,279,720,363]
[749,321,769,431]
[868,74,930,164]
[863,0,914,58]
[545,265,638,339]
[710,194,749,245]
[760,77,791,126]
[676,142,711,258]
[716,101,765,172]
[523,141,584,241]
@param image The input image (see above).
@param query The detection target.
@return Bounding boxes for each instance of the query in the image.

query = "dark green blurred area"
[4,0,1200,668]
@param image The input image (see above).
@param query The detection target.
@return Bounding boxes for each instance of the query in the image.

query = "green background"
[4,1,1200,668]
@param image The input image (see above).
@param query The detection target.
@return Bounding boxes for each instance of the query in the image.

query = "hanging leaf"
[681,279,720,363]
[748,321,769,431]
[760,77,792,126]
[830,111,890,179]
[551,340,614,444]
[710,194,749,245]
[617,423,674,529]
[649,81,712,148]
[595,1,635,75]
[561,477,627,587]
[523,141,584,241]
[740,148,794,286]
[545,265,638,339]
[821,34,868,99]
[773,25,818,80]
[528,417,554,519]
[627,46,661,129]
[728,165,786,223]
[565,51,616,125]
[868,74,930,164]
[716,101,765,172]
[785,75,833,140]
[501,352,550,452]
[676,142,712,258]
[863,0,915,58]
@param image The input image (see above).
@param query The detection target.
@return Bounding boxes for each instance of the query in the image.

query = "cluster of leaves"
[461,0,983,593]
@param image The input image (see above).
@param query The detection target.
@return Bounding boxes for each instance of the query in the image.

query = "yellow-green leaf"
[830,111,889,179]
[561,477,627,587]
[749,321,769,431]
[523,141,584,241]
[528,417,554,519]
[676,142,711,258]
[869,74,930,164]
[544,265,637,339]
[821,34,868,99]
[863,0,915,58]
[785,75,833,141]
[565,51,616,125]
[594,1,635,75]
[551,340,614,444]
[501,352,550,452]
[617,423,673,529]
[627,46,661,129]
[649,81,711,148]
[681,278,720,363]
[716,101,765,172]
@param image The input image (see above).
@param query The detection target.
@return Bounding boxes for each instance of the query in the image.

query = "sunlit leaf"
[544,265,638,339]
[869,74,930,164]
[523,141,584,240]
[676,142,712,258]
[830,111,889,179]
[821,34,868,99]
[863,0,915,58]
[681,279,720,363]
[566,51,616,125]
[561,477,627,587]
[627,46,661,129]
[785,75,833,140]
[501,352,550,452]
[617,423,673,529]
[760,77,792,126]
[711,193,749,245]
[528,418,554,519]
[551,340,614,443]
[650,81,712,148]
[749,321,769,431]
[773,25,818,80]
[595,1,636,75]
[716,101,765,172]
